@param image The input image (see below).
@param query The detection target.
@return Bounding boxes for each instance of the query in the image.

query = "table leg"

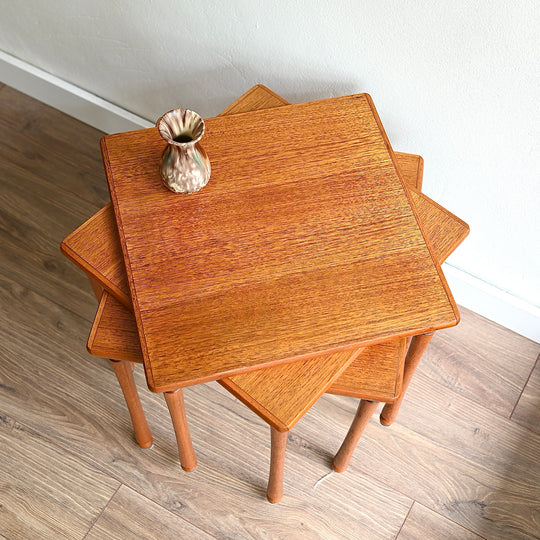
[267,427,289,503]
[380,332,434,426]
[164,389,197,472]
[109,359,153,449]
[332,399,379,473]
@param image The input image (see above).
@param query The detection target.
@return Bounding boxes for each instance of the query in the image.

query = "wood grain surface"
[222,85,425,194]
[424,309,539,419]
[1,155,99,320]
[85,485,213,539]
[0,412,119,539]
[61,203,131,307]
[60,151,437,311]
[0,269,413,539]
[88,292,405,423]
[82,87,466,431]
[409,190,469,264]
[321,367,540,539]
[0,84,109,208]
[87,289,144,362]
[102,93,459,391]
[219,348,363,431]
[397,502,483,539]
[88,291,403,428]
[327,338,406,400]
[82,88,420,433]
[218,84,290,116]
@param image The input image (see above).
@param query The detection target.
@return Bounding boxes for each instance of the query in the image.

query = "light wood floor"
[0,84,539,540]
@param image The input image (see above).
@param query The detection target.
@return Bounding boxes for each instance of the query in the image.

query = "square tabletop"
[101,93,459,392]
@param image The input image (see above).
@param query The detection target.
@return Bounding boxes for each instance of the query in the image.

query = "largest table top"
[101,93,459,392]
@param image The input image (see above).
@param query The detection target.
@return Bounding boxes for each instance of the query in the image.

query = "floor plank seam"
[0,408,129,502]
[4,396,222,539]
[0,115,108,197]
[394,499,415,538]
[509,352,539,421]
[106,482,221,539]
[466,526,488,539]
[82,483,122,540]
[353,429,536,539]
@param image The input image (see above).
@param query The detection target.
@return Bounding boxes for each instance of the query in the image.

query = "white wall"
[1,1,539,335]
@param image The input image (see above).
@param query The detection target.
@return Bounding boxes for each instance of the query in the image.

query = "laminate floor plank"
[85,484,215,540]
[0,412,119,540]
[397,502,484,539]
[419,309,540,418]
[511,355,540,435]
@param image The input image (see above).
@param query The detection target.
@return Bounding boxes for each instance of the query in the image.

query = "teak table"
[62,86,468,503]
[100,93,459,394]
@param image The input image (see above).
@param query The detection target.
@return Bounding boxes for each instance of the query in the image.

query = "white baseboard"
[0,50,152,133]
[2,49,538,343]
[443,264,539,343]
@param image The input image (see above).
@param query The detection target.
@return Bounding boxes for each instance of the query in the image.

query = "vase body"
[157,109,211,194]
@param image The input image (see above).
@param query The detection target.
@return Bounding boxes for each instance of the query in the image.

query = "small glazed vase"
[157,108,211,194]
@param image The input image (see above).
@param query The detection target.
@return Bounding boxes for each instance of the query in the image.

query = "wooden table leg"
[332,399,379,473]
[267,427,289,503]
[164,389,197,472]
[380,332,434,426]
[109,359,153,449]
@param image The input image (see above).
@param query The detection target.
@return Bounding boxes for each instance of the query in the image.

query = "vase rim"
[157,108,205,146]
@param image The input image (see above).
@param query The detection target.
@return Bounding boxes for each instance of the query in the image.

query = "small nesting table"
[100,92,459,392]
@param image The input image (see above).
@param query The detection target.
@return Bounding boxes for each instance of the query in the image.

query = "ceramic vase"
[157,108,211,194]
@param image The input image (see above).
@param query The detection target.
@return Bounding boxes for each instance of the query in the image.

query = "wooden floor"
[0,84,539,540]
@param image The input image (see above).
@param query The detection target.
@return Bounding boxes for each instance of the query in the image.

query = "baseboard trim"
[2,49,538,343]
[443,264,539,343]
[0,49,152,133]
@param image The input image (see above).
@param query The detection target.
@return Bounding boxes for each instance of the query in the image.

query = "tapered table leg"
[267,427,289,503]
[380,332,434,426]
[164,389,197,472]
[109,359,153,449]
[332,399,379,473]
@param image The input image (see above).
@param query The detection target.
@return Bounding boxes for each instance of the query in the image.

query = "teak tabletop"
[101,93,459,392]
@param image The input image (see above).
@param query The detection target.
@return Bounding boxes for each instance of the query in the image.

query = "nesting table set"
[61,85,468,503]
